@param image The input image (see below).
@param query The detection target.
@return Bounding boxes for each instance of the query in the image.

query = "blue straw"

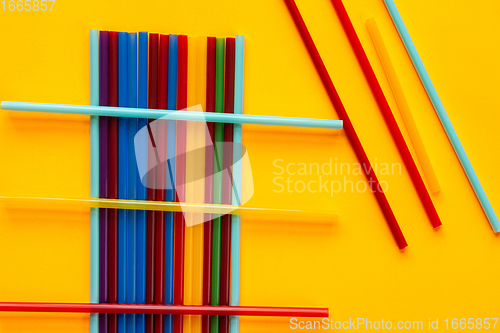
[117,31,128,333]
[89,28,100,333]
[135,31,148,333]
[164,33,178,333]
[0,102,344,129]
[229,35,244,333]
[127,32,138,333]
[383,0,500,232]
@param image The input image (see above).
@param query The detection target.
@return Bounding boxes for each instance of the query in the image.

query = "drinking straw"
[202,36,216,333]
[99,29,110,333]
[146,32,159,333]
[283,0,408,249]
[108,30,120,333]
[330,0,442,229]
[89,28,100,333]
[165,33,178,333]
[156,34,169,333]
[0,303,329,317]
[174,34,188,333]
[211,37,225,333]
[219,37,236,333]
[127,32,138,333]
[366,17,440,193]
[117,31,128,333]
[382,0,500,232]
[136,31,149,333]
[1,102,344,129]
[192,35,207,333]
[365,18,440,194]
[230,34,245,333]
[0,195,339,221]
[183,35,198,333]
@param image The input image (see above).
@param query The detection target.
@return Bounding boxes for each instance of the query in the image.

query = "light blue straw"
[89,29,100,333]
[1,102,344,130]
[383,0,499,232]
[230,35,244,333]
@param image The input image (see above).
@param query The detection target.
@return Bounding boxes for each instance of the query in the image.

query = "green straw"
[211,37,225,333]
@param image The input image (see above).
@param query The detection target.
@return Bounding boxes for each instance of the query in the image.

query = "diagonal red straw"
[329,0,441,229]
[283,0,408,249]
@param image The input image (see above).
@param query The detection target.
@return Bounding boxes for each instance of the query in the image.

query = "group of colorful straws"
[93,31,244,333]
[284,0,500,249]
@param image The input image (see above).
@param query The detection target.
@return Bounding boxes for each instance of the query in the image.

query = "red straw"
[329,0,441,229]
[283,0,408,249]
[202,36,216,333]
[146,32,159,333]
[0,302,328,317]
[173,34,188,333]
[155,33,169,333]
[108,30,119,333]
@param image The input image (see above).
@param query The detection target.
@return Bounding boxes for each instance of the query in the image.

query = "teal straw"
[383,0,500,232]
[0,102,343,130]
[89,29,100,333]
[230,35,244,333]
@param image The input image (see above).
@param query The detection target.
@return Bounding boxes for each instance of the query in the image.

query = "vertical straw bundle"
[94,31,245,333]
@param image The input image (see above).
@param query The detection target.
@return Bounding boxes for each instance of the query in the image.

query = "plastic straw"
[117,31,128,333]
[0,195,338,221]
[202,36,216,333]
[0,302,329,317]
[156,33,169,333]
[136,31,149,333]
[219,37,236,333]
[108,30,120,333]
[173,34,188,333]
[89,28,100,333]
[230,35,244,333]
[211,37,225,333]
[146,32,158,333]
[366,18,440,194]
[1,102,344,129]
[191,35,207,333]
[164,33,179,333]
[382,0,500,231]
[99,29,110,333]
[127,32,138,333]
[329,0,442,228]
[183,36,198,333]
[283,0,408,249]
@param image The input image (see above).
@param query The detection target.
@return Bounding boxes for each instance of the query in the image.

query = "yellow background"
[1,0,500,331]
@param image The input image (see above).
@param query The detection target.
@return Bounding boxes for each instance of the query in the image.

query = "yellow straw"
[192,36,208,331]
[0,195,337,222]
[366,17,440,194]
[183,35,198,333]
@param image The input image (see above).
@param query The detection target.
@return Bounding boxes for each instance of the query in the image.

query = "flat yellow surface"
[1,0,500,332]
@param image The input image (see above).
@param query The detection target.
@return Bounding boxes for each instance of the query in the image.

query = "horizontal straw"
[1,102,343,129]
[0,195,337,221]
[0,302,328,317]
[382,0,500,232]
